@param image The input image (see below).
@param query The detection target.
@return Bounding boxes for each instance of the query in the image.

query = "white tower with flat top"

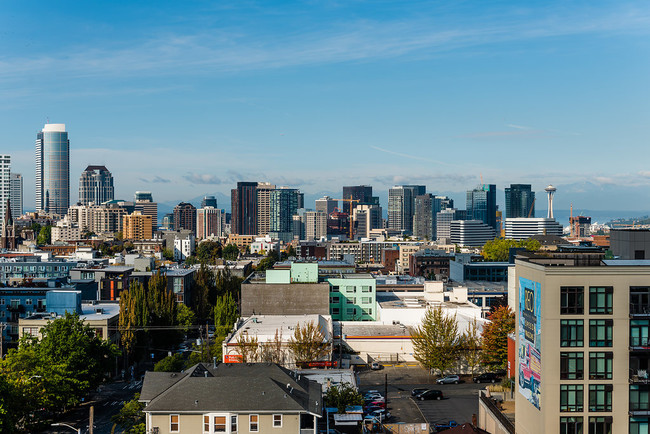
[545,185,557,219]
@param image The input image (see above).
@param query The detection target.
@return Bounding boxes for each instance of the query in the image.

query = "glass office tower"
[36,124,69,215]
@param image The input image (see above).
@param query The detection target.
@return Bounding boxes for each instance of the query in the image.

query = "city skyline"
[1,1,649,211]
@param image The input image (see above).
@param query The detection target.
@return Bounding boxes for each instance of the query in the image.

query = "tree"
[324,383,363,413]
[162,248,174,261]
[147,271,179,349]
[176,303,196,333]
[215,268,243,300]
[236,331,258,363]
[213,292,238,335]
[196,240,222,264]
[112,393,145,433]
[154,354,185,372]
[194,264,216,320]
[37,225,52,245]
[460,318,482,375]
[411,306,461,376]
[0,373,20,433]
[285,245,296,258]
[287,321,330,366]
[222,244,239,261]
[1,313,117,427]
[481,238,541,262]
[119,281,150,359]
[481,305,515,369]
[259,329,285,365]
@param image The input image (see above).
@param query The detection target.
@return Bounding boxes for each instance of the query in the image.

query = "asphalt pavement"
[40,379,143,434]
[358,366,484,427]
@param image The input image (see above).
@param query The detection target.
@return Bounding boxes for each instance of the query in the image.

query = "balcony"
[631,370,650,384]
[631,303,650,317]
[630,338,650,351]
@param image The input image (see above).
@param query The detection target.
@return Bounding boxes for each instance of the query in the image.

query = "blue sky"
[1,1,649,212]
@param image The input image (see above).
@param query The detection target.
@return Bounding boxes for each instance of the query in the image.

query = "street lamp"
[51,422,81,434]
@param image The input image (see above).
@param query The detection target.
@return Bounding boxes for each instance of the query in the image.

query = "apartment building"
[514,247,650,434]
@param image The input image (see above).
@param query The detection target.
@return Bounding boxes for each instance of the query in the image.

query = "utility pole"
[89,405,94,434]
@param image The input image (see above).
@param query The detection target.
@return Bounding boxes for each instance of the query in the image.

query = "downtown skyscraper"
[35,123,70,215]
[78,165,114,205]
[10,173,22,217]
[466,184,497,231]
[505,184,535,218]
[387,185,425,234]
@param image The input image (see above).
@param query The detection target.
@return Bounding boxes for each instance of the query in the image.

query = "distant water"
[537,209,650,225]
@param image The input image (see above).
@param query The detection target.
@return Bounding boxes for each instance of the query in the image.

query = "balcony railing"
[630,338,650,349]
[630,303,650,316]
[630,369,650,384]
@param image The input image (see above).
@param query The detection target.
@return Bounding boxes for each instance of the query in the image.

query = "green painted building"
[327,274,377,321]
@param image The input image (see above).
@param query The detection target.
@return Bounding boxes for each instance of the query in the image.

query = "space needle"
[545,185,557,219]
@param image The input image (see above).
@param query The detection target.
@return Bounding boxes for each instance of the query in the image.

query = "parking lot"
[358,366,485,428]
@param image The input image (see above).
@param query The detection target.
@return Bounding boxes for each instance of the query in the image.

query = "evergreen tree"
[119,281,149,359]
[213,292,238,335]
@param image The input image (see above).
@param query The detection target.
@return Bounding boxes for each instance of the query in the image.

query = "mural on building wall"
[518,277,541,410]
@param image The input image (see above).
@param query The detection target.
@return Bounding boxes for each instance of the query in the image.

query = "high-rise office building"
[450,220,496,247]
[201,195,217,208]
[255,182,276,236]
[304,211,327,240]
[505,184,535,219]
[388,185,426,234]
[413,194,435,240]
[342,185,373,215]
[231,182,258,235]
[173,202,197,233]
[196,206,225,239]
[134,191,158,228]
[315,196,338,216]
[36,123,69,215]
[9,172,22,218]
[466,184,497,231]
[352,204,382,239]
[78,165,114,205]
[0,156,10,227]
[269,187,301,242]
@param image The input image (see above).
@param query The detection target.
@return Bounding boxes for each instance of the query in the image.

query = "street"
[40,380,143,434]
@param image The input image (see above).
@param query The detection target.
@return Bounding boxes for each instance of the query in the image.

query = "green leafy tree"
[215,268,243,300]
[213,292,238,335]
[36,225,52,245]
[0,373,20,433]
[112,393,145,433]
[1,313,117,427]
[185,341,223,367]
[481,238,541,262]
[196,240,222,264]
[259,329,285,365]
[119,281,150,360]
[194,263,216,320]
[286,245,296,258]
[324,383,363,413]
[411,305,461,376]
[222,244,240,261]
[481,306,515,369]
[154,354,185,372]
[236,331,259,363]
[147,271,179,349]
[162,248,174,261]
[176,303,196,333]
[288,321,330,366]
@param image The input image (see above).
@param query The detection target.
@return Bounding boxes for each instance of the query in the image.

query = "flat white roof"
[227,314,332,343]
[42,123,66,132]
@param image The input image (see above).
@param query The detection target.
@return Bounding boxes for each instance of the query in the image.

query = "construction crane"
[332,198,360,239]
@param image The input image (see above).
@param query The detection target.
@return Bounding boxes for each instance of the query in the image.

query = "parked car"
[364,392,383,400]
[365,401,386,409]
[416,389,444,400]
[364,409,391,421]
[473,373,502,384]
[371,362,382,370]
[436,375,460,384]
[364,406,384,415]
[434,420,458,432]
[411,388,429,396]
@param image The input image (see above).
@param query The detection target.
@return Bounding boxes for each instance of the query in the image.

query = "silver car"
[436,375,460,384]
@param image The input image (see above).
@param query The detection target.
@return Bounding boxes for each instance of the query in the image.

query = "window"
[0,299,4,305]
[346,297,356,304]
[589,319,613,347]
[214,416,226,432]
[589,287,613,314]
[560,384,583,412]
[249,414,258,432]
[561,286,584,314]
[362,297,372,304]
[630,417,650,434]
[231,415,238,433]
[332,307,340,315]
[560,417,583,434]
[329,296,340,304]
[346,308,356,316]
[588,416,612,434]
[331,286,339,292]
[170,414,180,432]
[630,385,650,412]
[631,287,650,315]
[588,384,612,412]
[25,299,32,306]
[273,414,282,427]
[631,320,650,346]
[589,352,613,380]
[561,320,584,347]
[204,415,210,432]
[362,286,371,292]
[345,286,356,293]
[560,352,584,380]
